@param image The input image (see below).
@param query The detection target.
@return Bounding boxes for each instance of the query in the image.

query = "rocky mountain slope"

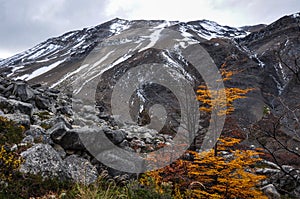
[1,12,300,197]
[0,18,247,83]
[0,75,173,181]
[0,14,298,124]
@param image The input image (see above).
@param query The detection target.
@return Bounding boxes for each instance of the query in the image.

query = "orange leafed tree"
[187,137,267,199]
[197,63,253,155]
[141,137,267,198]
[197,63,253,116]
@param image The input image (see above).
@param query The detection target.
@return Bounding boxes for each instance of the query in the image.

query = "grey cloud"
[0,0,300,58]
[211,0,300,25]
[0,0,110,56]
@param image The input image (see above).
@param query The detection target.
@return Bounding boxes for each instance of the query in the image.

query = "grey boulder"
[20,144,65,178]
[64,155,98,185]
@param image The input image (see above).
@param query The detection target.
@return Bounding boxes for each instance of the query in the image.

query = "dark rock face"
[48,122,70,143]
[35,95,52,110]
[11,82,35,101]
[95,49,194,135]
[104,128,126,145]
[57,128,85,151]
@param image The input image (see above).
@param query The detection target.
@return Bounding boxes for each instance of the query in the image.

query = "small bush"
[137,175,173,199]
[0,116,25,145]
[0,146,22,182]
[0,172,74,199]
[34,111,52,121]
[73,177,128,199]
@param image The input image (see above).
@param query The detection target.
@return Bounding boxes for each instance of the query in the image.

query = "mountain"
[240,24,267,32]
[0,18,251,132]
[1,13,300,197]
[0,13,299,133]
[0,18,248,83]
[0,13,299,125]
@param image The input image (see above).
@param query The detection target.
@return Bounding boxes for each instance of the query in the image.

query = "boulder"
[57,106,73,116]
[2,84,14,97]
[64,155,98,185]
[39,116,72,130]
[0,96,33,116]
[20,144,66,178]
[25,125,52,144]
[122,125,158,140]
[35,94,52,110]
[97,149,143,176]
[0,84,5,93]
[12,82,35,101]
[104,128,126,145]
[48,122,70,143]
[25,125,46,137]
[4,113,31,128]
[53,144,67,158]
[21,135,35,144]
[58,128,87,151]
[59,131,83,150]
[20,144,98,184]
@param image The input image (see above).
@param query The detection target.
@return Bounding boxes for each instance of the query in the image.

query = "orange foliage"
[197,63,253,116]
[141,137,267,198]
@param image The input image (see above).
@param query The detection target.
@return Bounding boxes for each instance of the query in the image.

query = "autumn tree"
[141,137,267,198]
[187,137,267,199]
[197,63,253,155]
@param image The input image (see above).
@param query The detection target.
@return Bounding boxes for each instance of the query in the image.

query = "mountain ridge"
[0,17,249,81]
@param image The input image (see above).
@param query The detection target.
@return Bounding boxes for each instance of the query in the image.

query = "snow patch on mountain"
[16,59,66,81]
[251,54,265,68]
[61,31,77,41]
[73,52,132,95]
[110,19,130,34]
[292,13,300,18]
[139,21,170,52]
[51,64,90,88]
[162,51,193,81]
[270,74,284,95]
[184,20,248,40]
[8,65,24,77]
[27,44,61,60]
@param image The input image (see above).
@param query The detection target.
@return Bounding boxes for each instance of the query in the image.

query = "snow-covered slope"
[0,18,248,85]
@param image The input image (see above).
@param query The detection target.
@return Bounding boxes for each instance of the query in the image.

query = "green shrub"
[0,146,22,182]
[0,116,25,145]
[34,111,52,121]
[0,172,75,199]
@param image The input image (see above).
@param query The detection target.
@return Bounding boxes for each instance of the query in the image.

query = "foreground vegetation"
[0,141,268,199]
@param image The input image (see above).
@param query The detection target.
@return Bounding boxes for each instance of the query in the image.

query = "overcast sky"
[0,0,299,59]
